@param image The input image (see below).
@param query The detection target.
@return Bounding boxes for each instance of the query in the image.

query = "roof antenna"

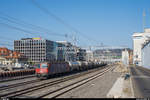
[143,9,146,32]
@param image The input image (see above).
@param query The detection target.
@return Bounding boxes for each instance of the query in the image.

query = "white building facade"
[142,41,150,69]
[86,50,94,62]
[122,49,129,66]
[132,28,150,66]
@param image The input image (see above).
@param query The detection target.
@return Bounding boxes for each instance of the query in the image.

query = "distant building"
[0,47,26,65]
[56,41,77,61]
[122,49,133,66]
[129,50,133,65]
[86,50,94,62]
[122,49,129,65]
[76,47,86,61]
[56,42,65,61]
[93,49,123,63]
[56,41,86,61]
[142,40,150,69]
[132,28,150,66]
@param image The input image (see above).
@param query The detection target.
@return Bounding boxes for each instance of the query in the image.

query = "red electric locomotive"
[35,61,70,79]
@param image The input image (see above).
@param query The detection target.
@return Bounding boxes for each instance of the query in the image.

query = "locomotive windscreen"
[41,63,48,68]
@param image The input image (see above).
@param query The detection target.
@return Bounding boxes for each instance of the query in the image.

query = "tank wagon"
[35,61,106,79]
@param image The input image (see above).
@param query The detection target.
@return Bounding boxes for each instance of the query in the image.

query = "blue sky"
[0,0,150,49]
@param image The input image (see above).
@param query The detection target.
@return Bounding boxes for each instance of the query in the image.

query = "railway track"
[0,65,111,98]
[0,79,40,91]
[0,74,36,83]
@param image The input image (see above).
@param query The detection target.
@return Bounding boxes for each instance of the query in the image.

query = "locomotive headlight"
[40,70,43,73]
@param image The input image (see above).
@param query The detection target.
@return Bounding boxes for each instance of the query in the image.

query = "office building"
[14,38,57,63]
[132,28,150,66]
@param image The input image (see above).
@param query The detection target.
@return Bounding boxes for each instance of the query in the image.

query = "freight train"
[35,61,107,79]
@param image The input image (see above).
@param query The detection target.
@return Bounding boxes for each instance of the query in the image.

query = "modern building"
[122,49,133,66]
[56,42,65,61]
[132,28,150,66]
[56,41,77,61]
[14,38,58,64]
[86,50,94,62]
[142,40,150,69]
[56,41,86,61]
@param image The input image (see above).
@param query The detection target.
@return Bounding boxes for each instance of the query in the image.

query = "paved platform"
[107,77,124,98]
[130,66,150,98]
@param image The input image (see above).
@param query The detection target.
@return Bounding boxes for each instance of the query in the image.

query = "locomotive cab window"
[41,63,48,68]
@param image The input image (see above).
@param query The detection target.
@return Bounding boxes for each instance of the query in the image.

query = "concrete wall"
[142,42,150,69]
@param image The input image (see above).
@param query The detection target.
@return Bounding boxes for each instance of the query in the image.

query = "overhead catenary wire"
[0,12,70,48]
[31,0,100,45]
[0,22,36,36]
[0,39,13,47]
[31,0,77,33]
[0,1,102,49]
[0,36,14,41]
[0,12,66,37]
[0,40,13,45]
[0,42,13,47]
